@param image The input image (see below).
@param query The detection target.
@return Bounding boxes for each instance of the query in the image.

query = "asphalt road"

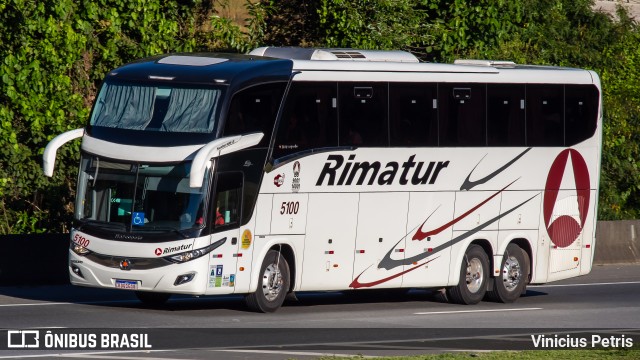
[0,264,639,359]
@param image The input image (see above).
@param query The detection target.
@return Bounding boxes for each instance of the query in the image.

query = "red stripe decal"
[412,180,516,241]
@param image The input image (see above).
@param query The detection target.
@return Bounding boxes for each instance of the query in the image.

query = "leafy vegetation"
[0,0,638,233]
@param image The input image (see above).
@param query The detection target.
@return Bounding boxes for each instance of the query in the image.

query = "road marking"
[217,349,378,358]
[529,280,640,288]
[414,307,542,315]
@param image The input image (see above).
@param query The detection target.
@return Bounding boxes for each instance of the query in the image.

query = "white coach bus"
[43,47,602,312]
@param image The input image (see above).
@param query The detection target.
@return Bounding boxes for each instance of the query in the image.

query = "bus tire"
[245,250,290,313]
[485,244,529,303]
[446,245,489,305]
[135,291,171,306]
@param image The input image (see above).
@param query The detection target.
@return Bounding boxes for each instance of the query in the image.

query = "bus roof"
[104,49,599,88]
[105,53,293,88]
[249,47,598,85]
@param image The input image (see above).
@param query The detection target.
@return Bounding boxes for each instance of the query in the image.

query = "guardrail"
[0,221,638,286]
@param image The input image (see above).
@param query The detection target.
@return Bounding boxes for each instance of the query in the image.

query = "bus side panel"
[205,228,239,295]
[254,194,273,235]
[232,220,259,294]
[352,192,409,289]
[300,193,358,291]
[579,189,598,275]
[402,192,454,288]
[542,189,585,282]
[497,190,540,281]
[452,191,502,233]
[271,193,308,235]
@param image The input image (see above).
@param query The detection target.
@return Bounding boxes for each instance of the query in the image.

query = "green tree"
[0,0,253,233]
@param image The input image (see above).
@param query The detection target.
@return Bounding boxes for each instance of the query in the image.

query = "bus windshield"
[75,155,209,236]
[90,82,224,133]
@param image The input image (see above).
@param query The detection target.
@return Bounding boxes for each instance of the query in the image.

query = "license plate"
[115,279,139,290]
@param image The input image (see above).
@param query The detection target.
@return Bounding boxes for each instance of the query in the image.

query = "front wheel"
[245,250,290,313]
[446,245,489,305]
[485,244,529,303]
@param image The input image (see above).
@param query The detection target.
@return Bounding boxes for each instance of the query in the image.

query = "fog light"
[174,272,195,286]
[71,265,84,278]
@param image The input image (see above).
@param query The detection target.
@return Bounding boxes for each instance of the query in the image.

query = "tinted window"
[487,84,526,146]
[526,84,564,146]
[273,82,338,159]
[338,83,388,147]
[211,172,243,233]
[438,83,486,146]
[565,85,599,146]
[223,83,287,147]
[389,83,437,147]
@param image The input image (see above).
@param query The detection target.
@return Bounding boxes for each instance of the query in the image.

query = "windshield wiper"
[78,219,127,232]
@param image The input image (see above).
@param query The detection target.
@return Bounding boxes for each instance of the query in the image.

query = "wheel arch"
[269,243,296,293]
[470,239,494,274]
[449,238,494,287]
[248,239,298,293]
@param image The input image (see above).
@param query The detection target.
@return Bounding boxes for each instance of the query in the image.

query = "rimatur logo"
[154,248,162,256]
[543,149,590,248]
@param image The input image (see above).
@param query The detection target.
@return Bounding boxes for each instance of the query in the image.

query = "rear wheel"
[135,291,171,306]
[245,250,290,313]
[485,244,529,303]
[446,245,489,305]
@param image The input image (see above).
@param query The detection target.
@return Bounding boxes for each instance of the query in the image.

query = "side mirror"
[43,128,85,177]
[189,132,264,188]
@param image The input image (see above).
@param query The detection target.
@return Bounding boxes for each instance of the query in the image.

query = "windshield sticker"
[229,274,235,287]
[215,265,223,287]
[131,212,145,226]
[222,275,230,287]
[241,229,252,250]
[208,266,216,288]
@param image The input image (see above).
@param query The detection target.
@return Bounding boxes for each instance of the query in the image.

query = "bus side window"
[487,84,526,146]
[389,83,437,147]
[211,172,243,231]
[438,83,486,146]
[273,82,338,160]
[338,83,388,147]
[565,85,599,146]
[526,84,564,146]
[223,83,287,147]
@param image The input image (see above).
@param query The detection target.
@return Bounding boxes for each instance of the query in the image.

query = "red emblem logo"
[274,174,284,187]
[154,248,162,256]
[543,149,590,248]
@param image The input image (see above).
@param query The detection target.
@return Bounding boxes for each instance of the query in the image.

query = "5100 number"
[280,201,300,215]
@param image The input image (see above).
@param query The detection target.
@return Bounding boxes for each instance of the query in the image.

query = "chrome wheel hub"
[261,263,283,301]
[502,255,522,292]
[465,258,484,293]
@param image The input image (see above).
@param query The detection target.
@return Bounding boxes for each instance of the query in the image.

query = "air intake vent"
[331,51,366,59]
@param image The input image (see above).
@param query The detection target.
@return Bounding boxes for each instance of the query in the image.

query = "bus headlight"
[71,243,91,256]
[166,237,226,264]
